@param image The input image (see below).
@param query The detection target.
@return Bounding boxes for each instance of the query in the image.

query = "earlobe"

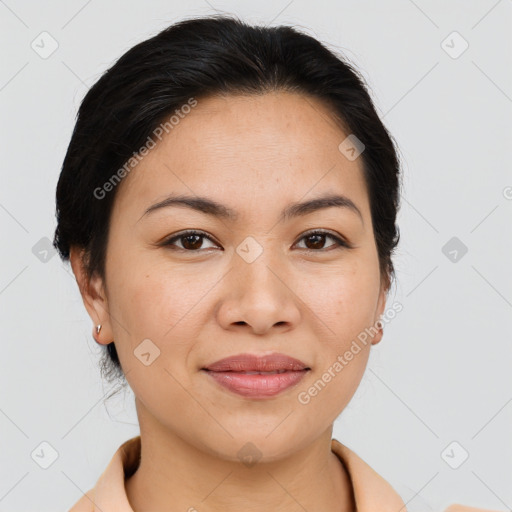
[371,324,384,345]
[93,323,107,345]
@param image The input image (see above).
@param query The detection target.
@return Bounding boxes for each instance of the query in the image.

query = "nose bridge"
[216,234,301,333]
[234,234,286,297]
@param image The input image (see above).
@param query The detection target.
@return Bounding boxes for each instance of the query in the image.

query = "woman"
[54,14,493,512]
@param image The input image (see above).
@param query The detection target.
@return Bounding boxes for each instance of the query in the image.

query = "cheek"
[313,347,370,425]
[108,270,201,410]
[302,256,379,335]
[296,256,377,411]
[107,260,214,379]
[109,256,196,335]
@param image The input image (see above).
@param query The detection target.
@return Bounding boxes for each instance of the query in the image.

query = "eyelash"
[160,229,351,253]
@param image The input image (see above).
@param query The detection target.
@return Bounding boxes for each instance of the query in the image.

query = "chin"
[199,424,315,463]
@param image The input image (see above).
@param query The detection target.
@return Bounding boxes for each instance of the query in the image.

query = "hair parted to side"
[53,14,402,385]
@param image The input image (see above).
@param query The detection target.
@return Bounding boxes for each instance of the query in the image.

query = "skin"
[70,91,389,512]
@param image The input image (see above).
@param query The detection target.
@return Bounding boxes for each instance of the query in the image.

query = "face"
[73,91,388,462]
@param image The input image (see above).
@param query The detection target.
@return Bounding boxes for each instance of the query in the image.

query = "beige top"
[68,436,497,512]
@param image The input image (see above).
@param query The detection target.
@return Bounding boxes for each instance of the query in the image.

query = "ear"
[371,277,389,346]
[69,246,113,345]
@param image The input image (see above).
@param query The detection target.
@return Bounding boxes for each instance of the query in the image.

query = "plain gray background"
[1,1,511,510]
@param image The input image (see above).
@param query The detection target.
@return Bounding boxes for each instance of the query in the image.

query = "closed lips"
[202,353,311,398]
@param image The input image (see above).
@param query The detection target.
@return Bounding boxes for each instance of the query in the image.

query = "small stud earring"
[96,324,102,335]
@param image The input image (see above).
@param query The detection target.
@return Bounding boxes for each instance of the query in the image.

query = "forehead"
[111,91,369,224]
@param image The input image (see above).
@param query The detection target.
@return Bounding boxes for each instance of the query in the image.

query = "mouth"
[201,353,311,398]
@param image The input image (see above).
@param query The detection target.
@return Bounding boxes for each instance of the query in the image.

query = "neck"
[125,416,355,512]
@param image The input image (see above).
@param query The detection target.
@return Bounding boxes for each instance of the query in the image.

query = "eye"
[160,229,351,252]
[294,230,350,252]
[161,230,220,251]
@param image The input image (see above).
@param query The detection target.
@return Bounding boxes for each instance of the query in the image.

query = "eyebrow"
[139,193,363,225]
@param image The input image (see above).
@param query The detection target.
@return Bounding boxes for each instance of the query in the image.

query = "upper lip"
[203,353,310,372]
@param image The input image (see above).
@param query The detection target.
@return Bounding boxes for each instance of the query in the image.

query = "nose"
[215,252,302,336]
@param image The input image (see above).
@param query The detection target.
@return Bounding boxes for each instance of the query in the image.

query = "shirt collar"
[77,435,407,511]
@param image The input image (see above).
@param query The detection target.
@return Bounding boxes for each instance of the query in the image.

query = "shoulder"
[331,438,500,512]
[67,488,95,512]
[444,505,502,512]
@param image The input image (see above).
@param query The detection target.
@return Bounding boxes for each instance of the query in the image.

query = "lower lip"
[203,370,309,398]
